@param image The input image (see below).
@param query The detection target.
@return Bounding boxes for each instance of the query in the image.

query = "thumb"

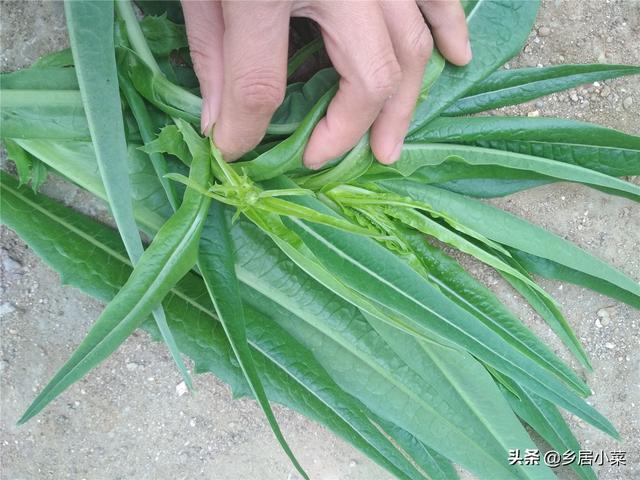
[183,0,224,135]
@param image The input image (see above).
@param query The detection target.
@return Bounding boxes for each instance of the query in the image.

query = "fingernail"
[465,40,473,62]
[305,160,324,171]
[383,140,404,165]
[201,102,212,136]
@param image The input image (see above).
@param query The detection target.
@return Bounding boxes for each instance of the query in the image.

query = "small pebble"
[605,342,615,350]
[538,26,551,37]
[176,381,188,397]
[569,91,579,102]
[595,318,602,328]
[524,44,532,54]
[1,252,22,274]
[600,85,611,98]
[622,97,633,110]
[535,101,545,109]
[349,459,359,468]
[597,308,611,326]
[126,362,141,371]
[527,110,540,117]
[597,52,607,63]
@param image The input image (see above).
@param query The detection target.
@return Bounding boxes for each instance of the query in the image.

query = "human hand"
[182,0,471,168]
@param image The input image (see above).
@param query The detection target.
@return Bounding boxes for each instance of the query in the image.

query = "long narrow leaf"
[409,0,540,133]
[0,171,443,480]
[198,200,309,480]
[15,148,211,423]
[407,116,640,177]
[65,0,192,388]
[444,63,640,115]
[397,227,590,393]
[381,181,640,302]
[373,144,640,201]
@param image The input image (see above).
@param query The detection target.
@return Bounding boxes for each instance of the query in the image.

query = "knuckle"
[232,68,285,113]
[363,57,402,100]
[404,23,433,62]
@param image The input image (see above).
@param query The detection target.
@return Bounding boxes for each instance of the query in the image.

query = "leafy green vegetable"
[407,116,640,177]
[409,0,540,132]
[445,63,640,115]
[381,181,640,301]
[66,0,192,389]
[17,145,211,424]
[139,14,187,56]
[372,144,640,201]
[0,171,434,480]
[3,0,639,477]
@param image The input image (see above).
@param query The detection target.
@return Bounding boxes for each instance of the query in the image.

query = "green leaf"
[444,63,640,115]
[287,38,323,78]
[135,0,183,23]
[0,89,90,140]
[13,139,172,236]
[396,227,590,394]
[3,138,32,187]
[510,250,640,309]
[65,0,143,261]
[234,223,550,478]
[297,135,373,190]
[263,182,616,437]
[238,86,337,180]
[433,178,550,198]
[409,0,540,133]
[139,124,192,166]
[66,1,191,388]
[492,250,591,369]
[29,157,47,192]
[12,134,610,476]
[139,14,187,56]
[380,181,640,302]
[0,172,440,480]
[373,143,640,201]
[407,116,640,177]
[16,145,211,423]
[32,48,74,68]
[270,68,338,135]
[373,417,459,480]
[198,199,309,479]
[419,51,446,101]
[499,379,597,480]
[0,66,78,90]
[119,72,179,211]
[124,47,202,123]
[367,314,554,479]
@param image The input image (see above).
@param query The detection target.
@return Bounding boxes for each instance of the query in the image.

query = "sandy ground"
[1,1,639,479]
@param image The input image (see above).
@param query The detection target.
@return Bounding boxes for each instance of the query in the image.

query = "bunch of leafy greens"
[2,1,639,479]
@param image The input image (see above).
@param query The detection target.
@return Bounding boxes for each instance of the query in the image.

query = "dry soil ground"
[1,1,639,479]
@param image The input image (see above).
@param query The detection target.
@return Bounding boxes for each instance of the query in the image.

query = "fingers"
[182,0,224,134]
[418,0,471,66]
[302,2,401,169]
[213,1,290,161]
[370,1,432,164]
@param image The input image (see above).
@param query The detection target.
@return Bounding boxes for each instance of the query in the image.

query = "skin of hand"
[182,0,471,168]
